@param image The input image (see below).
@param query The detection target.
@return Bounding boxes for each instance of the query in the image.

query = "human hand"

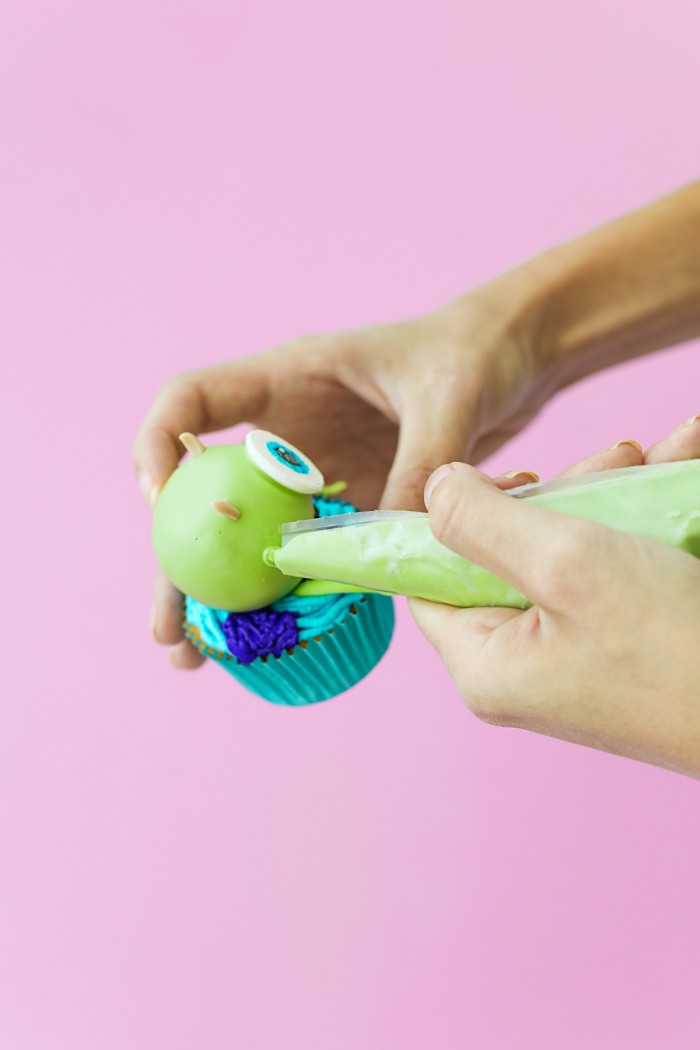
[410,418,700,777]
[134,283,555,667]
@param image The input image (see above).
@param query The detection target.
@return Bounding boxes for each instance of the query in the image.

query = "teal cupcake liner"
[185,594,394,705]
[221,594,394,705]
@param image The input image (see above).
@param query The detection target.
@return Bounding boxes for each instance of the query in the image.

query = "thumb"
[379,395,477,510]
[425,462,608,613]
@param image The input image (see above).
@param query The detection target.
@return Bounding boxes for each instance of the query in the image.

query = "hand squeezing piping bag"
[268,461,700,608]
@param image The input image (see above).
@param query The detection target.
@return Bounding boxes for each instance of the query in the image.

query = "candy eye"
[245,430,324,494]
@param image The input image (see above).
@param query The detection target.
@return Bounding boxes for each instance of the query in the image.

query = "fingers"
[133,375,206,503]
[494,439,644,492]
[645,415,700,464]
[548,419,700,481]
[536,417,700,481]
[493,438,644,498]
[152,569,187,645]
[409,597,529,722]
[494,470,540,491]
[555,439,644,478]
[410,596,522,659]
[169,639,207,670]
[424,463,608,612]
[379,390,477,510]
[151,571,206,670]
[135,360,268,672]
[132,360,269,503]
[409,596,484,675]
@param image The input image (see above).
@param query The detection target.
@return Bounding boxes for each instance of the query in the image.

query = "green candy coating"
[153,444,314,612]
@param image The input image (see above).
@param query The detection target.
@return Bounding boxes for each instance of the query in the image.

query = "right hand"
[411,418,700,777]
[133,285,556,668]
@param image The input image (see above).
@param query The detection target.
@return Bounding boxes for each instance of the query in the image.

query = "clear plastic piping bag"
[273,461,700,608]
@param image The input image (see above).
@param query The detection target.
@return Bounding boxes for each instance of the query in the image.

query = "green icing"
[153,444,313,611]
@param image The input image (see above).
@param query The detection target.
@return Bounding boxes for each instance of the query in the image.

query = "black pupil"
[275,445,302,468]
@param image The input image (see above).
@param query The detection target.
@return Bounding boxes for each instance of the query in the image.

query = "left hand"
[133,287,550,669]
[410,418,700,777]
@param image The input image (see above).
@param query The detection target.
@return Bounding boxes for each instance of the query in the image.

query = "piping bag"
[267,461,700,608]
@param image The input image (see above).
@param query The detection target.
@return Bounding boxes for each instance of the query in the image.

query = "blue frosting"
[184,600,230,653]
[271,591,362,638]
[314,493,356,517]
[184,591,363,660]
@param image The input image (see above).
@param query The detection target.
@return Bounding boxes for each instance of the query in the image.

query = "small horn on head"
[212,499,241,521]
[179,432,206,457]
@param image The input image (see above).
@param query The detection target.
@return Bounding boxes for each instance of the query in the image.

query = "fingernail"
[139,472,160,509]
[150,605,160,643]
[424,463,457,507]
[682,414,700,427]
[501,470,540,482]
[609,439,643,453]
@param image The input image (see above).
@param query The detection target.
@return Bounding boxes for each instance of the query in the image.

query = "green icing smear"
[273,461,700,608]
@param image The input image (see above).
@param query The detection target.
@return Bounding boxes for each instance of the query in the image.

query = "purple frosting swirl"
[221,609,299,665]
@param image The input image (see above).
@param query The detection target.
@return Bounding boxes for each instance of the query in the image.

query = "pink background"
[2,2,700,1047]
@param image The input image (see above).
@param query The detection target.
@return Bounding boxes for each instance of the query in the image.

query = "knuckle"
[420,369,478,420]
[158,372,194,402]
[438,370,476,404]
[156,371,208,424]
[276,334,345,381]
[279,333,317,358]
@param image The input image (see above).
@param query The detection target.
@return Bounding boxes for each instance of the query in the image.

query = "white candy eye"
[245,430,324,495]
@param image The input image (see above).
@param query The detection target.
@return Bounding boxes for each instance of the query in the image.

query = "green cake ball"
[153,430,324,612]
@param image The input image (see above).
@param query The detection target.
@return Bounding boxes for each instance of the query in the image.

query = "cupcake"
[152,430,394,705]
[183,588,394,705]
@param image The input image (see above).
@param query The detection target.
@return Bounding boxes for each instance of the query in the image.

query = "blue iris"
[266,440,310,474]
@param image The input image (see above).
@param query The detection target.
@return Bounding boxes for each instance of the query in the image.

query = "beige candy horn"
[179,432,206,457]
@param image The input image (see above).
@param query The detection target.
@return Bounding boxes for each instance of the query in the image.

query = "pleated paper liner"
[184,594,395,705]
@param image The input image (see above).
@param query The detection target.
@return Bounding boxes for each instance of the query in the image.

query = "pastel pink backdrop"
[2,2,699,1047]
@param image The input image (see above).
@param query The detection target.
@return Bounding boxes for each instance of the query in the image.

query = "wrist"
[462,183,700,393]
[474,245,612,388]
[438,258,566,388]
[444,238,655,398]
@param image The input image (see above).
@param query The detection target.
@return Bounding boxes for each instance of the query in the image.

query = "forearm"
[479,181,700,389]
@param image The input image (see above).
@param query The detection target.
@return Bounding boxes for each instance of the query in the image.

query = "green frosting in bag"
[272,462,700,608]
